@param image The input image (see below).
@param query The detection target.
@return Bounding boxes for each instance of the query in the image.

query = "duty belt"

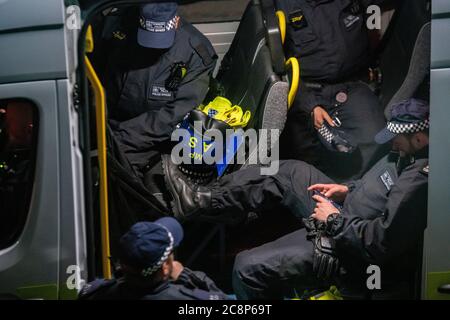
[302,68,372,89]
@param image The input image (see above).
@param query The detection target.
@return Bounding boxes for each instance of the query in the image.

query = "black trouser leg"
[232,228,329,299]
[280,107,322,166]
[210,160,334,220]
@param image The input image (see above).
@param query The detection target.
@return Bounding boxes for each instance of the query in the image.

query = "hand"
[311,195,340,222]
[308,184,349,203]
[312,106,335,129]
[170,261,184,280]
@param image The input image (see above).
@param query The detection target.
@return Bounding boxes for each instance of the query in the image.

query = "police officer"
[232,98,429,299]
[162,98,429,298]
[276,0,389,181]
[79,217,229,300]
[99,2,217,177]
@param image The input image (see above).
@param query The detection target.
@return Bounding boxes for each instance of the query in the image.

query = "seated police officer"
[276,0,389,181]
[99,2,217,178]
[162,98,429,298]
[79,217,228,300]
[231,98,429,299]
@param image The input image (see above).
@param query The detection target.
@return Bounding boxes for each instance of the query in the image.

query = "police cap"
[138,2,178,49]
[118,218,184,277]
[375,99,430,144]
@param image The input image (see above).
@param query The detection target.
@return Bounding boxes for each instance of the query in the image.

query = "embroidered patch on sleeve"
[380,170,395,191]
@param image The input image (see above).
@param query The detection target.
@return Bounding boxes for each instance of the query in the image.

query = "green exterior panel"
[16,284,58,300]
[426,272,450,300]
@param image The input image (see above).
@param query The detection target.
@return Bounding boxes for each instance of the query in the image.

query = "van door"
[422,0,450,300]
[0,0,86,299]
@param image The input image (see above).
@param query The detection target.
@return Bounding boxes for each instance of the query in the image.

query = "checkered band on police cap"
[140,225,174,278]
[139,15,178,32]
[386,119,430,134]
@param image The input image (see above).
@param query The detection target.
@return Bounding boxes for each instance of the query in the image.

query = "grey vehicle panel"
[0,0,70,85]
[422,0,450,299]
[426,68,450,271]
[0,81,60,298]
[0,0,65,32]
[56,80,87,299]
[431,17,450,69]
[433,0,450,16]
[0,28,68,84]
[0,0,83,299]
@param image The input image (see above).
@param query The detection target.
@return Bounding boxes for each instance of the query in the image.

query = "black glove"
[175,268,208,290]
[303,216,326,241]
[313,234,340,280]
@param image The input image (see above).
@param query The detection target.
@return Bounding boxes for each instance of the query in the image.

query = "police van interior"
[0,0,449,300]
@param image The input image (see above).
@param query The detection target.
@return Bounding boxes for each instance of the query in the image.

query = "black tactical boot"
[161,154,212,220]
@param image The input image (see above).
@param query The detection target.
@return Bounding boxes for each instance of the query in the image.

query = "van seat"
[213,0,289,165]
[378,0,431,118]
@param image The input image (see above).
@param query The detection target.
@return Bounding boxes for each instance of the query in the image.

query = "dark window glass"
[178,0,249,23]
[0,99,38,249]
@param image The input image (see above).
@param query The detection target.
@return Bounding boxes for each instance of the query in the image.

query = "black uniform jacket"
[332,148,429,282]
[78,268,229,300]
[275,0,386,113]
[100,11,217,172]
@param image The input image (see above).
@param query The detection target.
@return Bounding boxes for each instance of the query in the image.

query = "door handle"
[438,284,450,294]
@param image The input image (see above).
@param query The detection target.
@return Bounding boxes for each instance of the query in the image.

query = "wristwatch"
[343,181,357,192]
[325,213,343,236]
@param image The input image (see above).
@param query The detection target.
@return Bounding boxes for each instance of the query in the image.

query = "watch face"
[326,213,339,230]
[327,214,335,223]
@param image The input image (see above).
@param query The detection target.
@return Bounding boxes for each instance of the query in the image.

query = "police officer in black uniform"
[162,98,429,298]
[231,98,429,299]
[276,0,389,181]
[99,2,217,178]
[79,217,229,300]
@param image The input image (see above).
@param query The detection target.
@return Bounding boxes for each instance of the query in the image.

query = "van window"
[178,0,249,23]
[0,99,38,250]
